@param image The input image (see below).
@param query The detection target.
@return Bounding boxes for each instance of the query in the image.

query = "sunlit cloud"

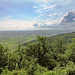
[40,4,56,10]
[0,0,75,30]
[35,4,57,13]
[0,16,35,30]
[33,6,38,9]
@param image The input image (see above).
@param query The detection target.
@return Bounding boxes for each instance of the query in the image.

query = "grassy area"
[0,37,35,49]
[0,32,36,49]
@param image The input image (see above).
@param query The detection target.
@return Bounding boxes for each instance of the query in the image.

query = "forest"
[0,32,75,75]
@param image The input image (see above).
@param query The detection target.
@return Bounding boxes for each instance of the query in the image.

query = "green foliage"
[1,68,27,75]
[33,64,48,75]
[8,44,24,70]
[1,67,12,75]
[0,44,8,73]
[1,33,75,75]
[67,38,75,63]
[12,69,27,75]
[23,36,56,70]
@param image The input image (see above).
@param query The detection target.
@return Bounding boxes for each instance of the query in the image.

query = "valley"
[0,30,73,49]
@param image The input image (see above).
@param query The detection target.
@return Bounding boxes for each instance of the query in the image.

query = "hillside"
[50,31,75,43]
[0,30,73,49]
[22,31,75,46]
[0,32,75,75]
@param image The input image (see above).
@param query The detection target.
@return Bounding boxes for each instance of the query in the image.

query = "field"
[0,30,73,49]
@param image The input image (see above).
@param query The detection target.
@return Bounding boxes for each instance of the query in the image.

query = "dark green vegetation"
[0,31,75,75]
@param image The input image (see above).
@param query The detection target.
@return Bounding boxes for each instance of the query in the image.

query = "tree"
[0,44,8,73]
[54,37,66,54]
[68,38,75,63]
[22,36,56,70]
[8,44,23,70]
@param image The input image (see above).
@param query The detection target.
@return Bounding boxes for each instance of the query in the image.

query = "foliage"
[0,34,75,75]
[0,44,8,73]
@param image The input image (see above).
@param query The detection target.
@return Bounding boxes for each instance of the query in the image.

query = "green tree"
[54,37,66,54]
[68,38,75,63]
[22,36,56,71]
[0,44,8,73]
[8,44,23,70]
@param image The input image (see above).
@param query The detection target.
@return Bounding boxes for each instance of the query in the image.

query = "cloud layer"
[0,0,75,30]
[59,10,75,30]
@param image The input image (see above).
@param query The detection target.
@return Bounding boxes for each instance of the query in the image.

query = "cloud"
[33,18,58,28]
[36,9,43,13]
[73,18,75,21]
[59,22,75,30]
[0,0,75,30]
[59,10,75,23]
[0,17,35,30]
[59,10,75,30]
[41,4,56,10]
[33,0,75,30]
[35,4,56,13]
[32,11,61,30]
[35,0,72,4]
[35,0,48,3]
[41,4,57,12]
[33,6,38,8]
[33,9,75,30]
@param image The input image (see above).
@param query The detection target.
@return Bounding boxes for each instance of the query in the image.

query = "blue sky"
[0,0,75,30]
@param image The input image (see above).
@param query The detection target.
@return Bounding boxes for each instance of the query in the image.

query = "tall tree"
[0,44,8,73]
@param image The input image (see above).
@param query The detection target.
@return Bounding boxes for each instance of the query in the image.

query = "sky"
[0,0,75,30]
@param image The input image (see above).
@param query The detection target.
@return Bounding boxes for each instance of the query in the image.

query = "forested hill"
[0,30,73,49]
[22,31,75,46]
[0,31,75,75]
[51,31,75,43]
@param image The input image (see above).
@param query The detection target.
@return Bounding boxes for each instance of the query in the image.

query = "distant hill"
[0,30,74,48]
[50,31,75,43]
[22,31,75,46]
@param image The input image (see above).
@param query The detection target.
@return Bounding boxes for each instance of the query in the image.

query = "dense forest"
[0,32,75,75]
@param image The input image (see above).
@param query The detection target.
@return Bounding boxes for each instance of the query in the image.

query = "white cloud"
[36,9,43,13]
[35,4,56,13]
[73,18,75,21]
[0,17,35,30]
[57,10,75,30]
[49,13,57,18]
[46,20,54,26]
[35,0,72,3]
[33,6,38,8]
[35,0,48,3]
[33,0,75,30]
[33,18,58,28]
[33,12,60,28]
[59,10,75,23]
[41,4,56,10]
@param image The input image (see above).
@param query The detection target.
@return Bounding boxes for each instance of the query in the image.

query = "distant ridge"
[22,31,75,46]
